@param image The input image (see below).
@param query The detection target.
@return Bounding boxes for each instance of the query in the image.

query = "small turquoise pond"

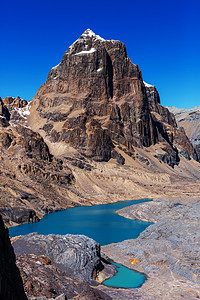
[103,261,146,288]
[9,198,152,288]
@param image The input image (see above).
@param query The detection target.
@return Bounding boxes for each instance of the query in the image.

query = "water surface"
[103,261,146,288]
[9,199,153,289]
[9,199,152,245]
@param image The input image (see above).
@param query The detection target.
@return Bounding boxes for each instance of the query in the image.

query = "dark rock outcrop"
[16,126,52,161]
[0,214,27,299]
[3,96,28,108]
[2,96,28,126]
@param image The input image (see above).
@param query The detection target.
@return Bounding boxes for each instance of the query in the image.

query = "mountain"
[1,29,200,300]
[168,106,200,161]
[28,29,197,165]
[0,29,200,228]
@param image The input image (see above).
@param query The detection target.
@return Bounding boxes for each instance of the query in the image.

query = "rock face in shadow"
[0,214,27,299]
[30,29,197,166]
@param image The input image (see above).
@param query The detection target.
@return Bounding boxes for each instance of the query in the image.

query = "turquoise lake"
[103,261,146,288]
[9,199,152,288]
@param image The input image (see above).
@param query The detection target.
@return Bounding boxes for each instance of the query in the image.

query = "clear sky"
[0,0,199,109]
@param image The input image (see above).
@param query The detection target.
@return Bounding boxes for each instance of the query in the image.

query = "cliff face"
[168,106,200,161]
[145,85,198,162]
[33,29,155,161]
[0,214,27,299]
[30,29,197,165]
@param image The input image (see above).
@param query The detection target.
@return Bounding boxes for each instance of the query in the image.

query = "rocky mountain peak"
[30,30,198,165]
[81,28,106,41]
[66,29,106,56]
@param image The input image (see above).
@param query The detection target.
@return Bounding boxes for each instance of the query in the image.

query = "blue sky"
[0,0,199,108]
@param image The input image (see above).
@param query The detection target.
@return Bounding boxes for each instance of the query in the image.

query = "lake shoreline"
[9,196,200,299]
[10,198,155,299]
[7,196,152,229]
[102,197,200,299]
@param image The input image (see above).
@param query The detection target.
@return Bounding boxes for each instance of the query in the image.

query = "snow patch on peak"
[143,81,154,88]
[82,29,105,41]
[74,48,96,55]
[15,102,31,119]
[52,63,60,70]
[68,29,106,51]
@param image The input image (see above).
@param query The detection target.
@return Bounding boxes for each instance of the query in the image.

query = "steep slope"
[0,97,76,227]
[169,106,200,161]
[28,29,197,166]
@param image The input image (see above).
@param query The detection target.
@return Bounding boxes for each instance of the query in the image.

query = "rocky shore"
[102,198,200,299]
[11,232,154,299]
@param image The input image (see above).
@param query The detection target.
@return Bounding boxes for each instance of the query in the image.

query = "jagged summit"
[68,29,106,52]
[51,29,121,72]
[81,29,105,41]
[66,29,119,55]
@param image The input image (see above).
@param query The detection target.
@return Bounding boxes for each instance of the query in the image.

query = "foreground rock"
[12,233,153,299]
[102,200,200,299]
[16,253,154,300]
[0,214,27,299]
[16,254,111,300]
[13,233,104,281]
